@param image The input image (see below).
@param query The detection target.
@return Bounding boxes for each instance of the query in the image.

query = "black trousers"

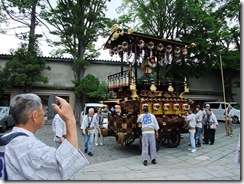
[204,126,216,144]
[203,124,209,143]
[208,129,216,144]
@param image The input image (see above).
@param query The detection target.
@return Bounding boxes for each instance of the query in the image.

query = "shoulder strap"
[0,132,28,180]
[0,132,28,146]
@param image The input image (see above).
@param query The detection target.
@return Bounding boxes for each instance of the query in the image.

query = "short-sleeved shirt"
[137,113,159,134]
[52,114,67,142]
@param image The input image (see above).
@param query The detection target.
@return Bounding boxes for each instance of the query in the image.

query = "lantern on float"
[113,47,118,54]
[174,47,181,54]
[173,103,180,111]
[148,42,154,57]
[157,43,164,56]
[182,103,190,111]
[157,43,164,51]
[122,41,128,49]
[117,45,123,53]
[153,103,160,111]
[115,105,121,113]
[147,42,154,50]
[163,103,170,111]
[138,40,145,49]
[182,48,187,55]
[166,45,172,53]
[109,49,114,57]
[174,47,181,59]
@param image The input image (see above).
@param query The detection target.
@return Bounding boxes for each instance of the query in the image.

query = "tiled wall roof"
[0,54,128,65]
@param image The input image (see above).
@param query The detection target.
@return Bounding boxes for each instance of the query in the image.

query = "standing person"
[224,103,234,136]
[94,107,104,146]
[194,105,203,147]
[202,103,210,144]
[185,109,197,153]
[0,93,89,180]
[80,108,100,156]
[52,113,66,148]
[137,104,159,166]
[203,108,218,145]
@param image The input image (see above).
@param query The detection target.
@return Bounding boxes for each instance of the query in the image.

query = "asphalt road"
[2,120,240,165]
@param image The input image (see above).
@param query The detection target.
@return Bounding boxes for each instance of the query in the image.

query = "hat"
[206,104,210,107]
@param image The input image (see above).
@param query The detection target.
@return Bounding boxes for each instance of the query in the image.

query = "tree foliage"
[0,0,45,48]
[118,0,240,101]
[40,0,113,116]
[3,42,50,92]
[40,0,113,80]
[74,74,108,102]
[0,0,52,93]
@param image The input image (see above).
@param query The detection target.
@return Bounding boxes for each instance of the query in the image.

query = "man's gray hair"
[88,108,94,113]
[10,93,42,124]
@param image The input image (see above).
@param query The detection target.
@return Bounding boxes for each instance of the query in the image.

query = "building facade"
[0,54,240,119]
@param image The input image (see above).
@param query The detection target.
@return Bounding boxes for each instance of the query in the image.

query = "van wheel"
[232,116,240,124]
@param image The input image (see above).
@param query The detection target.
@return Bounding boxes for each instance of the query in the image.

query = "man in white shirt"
[203,108,218,145]
[194,105,203,147]
[2,93,89,180]
[137,104,159,166]
[80,108,100,156]
[185,110,197,153]
[94,107,104,146]
[52,114,67,148]
[224,103,234,136]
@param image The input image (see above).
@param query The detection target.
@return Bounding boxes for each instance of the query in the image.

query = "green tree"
[0,0,45,51]
[40,0,113,117]
[0,67,10,98]
[74,74,108,102]
[3,42,50,92]
[211,0,240,101]
[118,0,240,101]
[1,0,52,93]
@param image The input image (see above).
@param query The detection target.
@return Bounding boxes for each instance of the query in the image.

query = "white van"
[80,103,108,128]
[203,102,240,124]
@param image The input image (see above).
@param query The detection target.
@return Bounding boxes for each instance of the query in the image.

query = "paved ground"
[1,120,241,182]
[71,125,241,181]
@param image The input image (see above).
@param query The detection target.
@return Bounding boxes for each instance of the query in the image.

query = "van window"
[231,103,240,110]
[221,104,227,109]
[209,104,220,109]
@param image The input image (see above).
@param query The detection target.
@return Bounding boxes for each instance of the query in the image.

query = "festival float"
[100,24,196,150]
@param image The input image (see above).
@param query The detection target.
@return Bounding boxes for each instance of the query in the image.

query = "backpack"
[0,132,28,180]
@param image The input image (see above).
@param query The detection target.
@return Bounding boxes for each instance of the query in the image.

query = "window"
[209,103,220,109]
[221,104,227,109]
[231,103,240,110]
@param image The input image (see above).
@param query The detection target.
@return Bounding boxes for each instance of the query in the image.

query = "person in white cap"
[137,104,159,166]
[203,108,218,145]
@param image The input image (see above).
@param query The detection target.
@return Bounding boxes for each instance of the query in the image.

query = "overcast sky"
[0,0,122,60]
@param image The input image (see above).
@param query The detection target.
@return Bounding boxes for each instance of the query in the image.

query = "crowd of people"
[184,103,219,153]
[0,93,239,180]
